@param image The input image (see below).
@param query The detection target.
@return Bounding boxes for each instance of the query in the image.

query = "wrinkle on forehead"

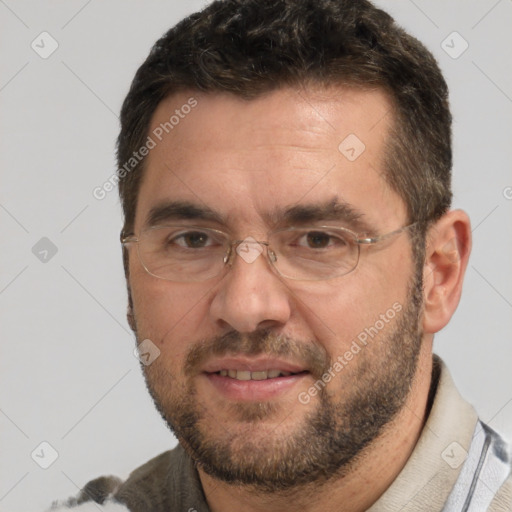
[147,85,392,157]
[137,85,405,235]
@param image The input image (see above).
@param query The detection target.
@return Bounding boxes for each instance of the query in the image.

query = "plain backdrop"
[0,1,511,509]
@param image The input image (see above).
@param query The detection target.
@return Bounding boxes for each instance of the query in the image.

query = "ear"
[126,285,137,332]
[422,210,472,334]
[127,304,136,332]
[123,244,138,333]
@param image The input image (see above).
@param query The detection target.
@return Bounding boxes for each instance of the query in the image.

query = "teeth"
[217,369,295,380]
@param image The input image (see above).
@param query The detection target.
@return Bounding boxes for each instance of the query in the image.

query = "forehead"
[135,85,406,233]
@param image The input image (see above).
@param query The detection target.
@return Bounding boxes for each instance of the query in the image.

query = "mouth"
[201,357,310,401]
[213,369,306,380]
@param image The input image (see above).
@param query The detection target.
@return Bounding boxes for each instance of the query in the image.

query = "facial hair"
[139,273,424,493]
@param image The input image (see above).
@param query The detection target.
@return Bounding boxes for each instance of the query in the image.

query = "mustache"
[184,329,330,379]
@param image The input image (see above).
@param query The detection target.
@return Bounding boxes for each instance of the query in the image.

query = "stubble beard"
[139,273,424,493]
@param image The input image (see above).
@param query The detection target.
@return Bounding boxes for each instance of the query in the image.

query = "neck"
[199,345,434,512]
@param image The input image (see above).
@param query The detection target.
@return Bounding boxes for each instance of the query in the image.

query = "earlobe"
[422,210,472,334]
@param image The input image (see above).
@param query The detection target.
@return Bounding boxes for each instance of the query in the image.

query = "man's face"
[127,86,424,490]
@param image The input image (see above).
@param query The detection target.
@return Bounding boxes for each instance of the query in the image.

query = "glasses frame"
[121,221,419,282]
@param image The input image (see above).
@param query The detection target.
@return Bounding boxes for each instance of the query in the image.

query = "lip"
[202,356,307,374]
[201,356,309,402]
[203,372,308,401]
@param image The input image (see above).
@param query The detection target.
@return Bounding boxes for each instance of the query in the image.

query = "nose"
[209,241,292,333]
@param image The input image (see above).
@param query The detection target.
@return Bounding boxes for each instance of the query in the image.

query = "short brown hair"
[117,0,452,238]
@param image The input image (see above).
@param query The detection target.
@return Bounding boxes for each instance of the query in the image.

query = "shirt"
[51,356,512,511]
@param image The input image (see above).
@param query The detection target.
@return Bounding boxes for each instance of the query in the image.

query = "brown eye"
[306,232,331,248]
[299,231,349,249]
[180,232,209,248]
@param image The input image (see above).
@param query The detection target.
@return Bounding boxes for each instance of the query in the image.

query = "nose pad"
[268,248,277,263]
[223,245,234,265]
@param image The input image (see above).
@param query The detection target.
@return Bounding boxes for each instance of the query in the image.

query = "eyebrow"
[268,198,377,235]
[143,198,376,235]
[145,201,225,229]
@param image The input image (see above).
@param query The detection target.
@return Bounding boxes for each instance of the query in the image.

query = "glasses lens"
[269,227,359,280]
[137,226,228,281]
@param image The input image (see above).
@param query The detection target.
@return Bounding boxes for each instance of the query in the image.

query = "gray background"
[0,0,511,509]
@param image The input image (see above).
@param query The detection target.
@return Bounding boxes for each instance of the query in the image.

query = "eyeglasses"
[121,223,418,282]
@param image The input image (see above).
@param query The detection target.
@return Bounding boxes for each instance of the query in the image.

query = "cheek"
[293,269,408,355]
[129,271,211,359]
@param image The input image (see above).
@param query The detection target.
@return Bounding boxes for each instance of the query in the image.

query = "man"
[54,0,511,510]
